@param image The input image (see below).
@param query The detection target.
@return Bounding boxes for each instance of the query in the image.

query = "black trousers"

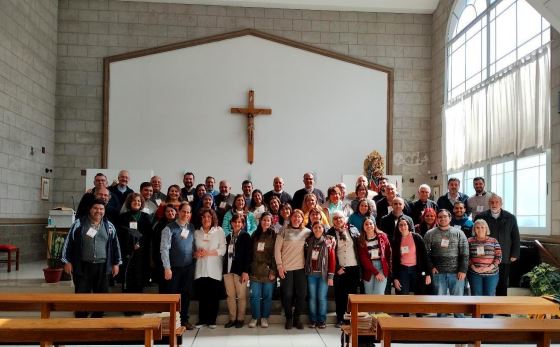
[496,263,511,296]
[166,264,195,324]
[280,269,307,320]
[73,261,109,318]
[333,266,360,322]
[195,277,221,325]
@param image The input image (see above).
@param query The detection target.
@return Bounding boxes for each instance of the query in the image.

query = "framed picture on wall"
[41,177,50,200]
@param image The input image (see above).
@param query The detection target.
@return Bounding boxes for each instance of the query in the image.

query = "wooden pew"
[377,317,560,347]
[0,317,162,347]
[347,294,560,347]
[0,293,181,347]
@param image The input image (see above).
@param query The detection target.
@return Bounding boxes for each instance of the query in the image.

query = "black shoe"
[317,321,326,329]
[335,321,343,328]
[235,320,244,328]
[225,320,236,328]
[183,322,195,331]
[285,319,293,330]
[295,320,304,330]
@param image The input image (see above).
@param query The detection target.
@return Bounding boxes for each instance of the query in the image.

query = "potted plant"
[43,232,65,283]
[522,263,560,296]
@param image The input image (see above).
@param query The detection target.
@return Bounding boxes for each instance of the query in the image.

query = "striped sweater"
[467,236,502,276]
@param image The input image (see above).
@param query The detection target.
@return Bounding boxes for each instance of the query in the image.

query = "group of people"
[61,170,520,329]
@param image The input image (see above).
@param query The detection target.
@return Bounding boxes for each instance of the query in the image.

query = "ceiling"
[123,0,440,14]
[526,0,560,32]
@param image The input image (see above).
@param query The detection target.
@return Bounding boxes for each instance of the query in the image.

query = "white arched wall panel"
[107,32,389,194]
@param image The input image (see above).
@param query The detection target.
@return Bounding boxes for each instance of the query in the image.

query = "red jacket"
[358,232,392,281]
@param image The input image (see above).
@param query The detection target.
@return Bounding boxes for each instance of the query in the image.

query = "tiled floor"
[0,262,558,347]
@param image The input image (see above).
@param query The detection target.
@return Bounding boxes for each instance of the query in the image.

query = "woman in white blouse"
[194,208,226,329]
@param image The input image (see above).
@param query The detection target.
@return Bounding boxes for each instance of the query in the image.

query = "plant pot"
[43,267,63,283]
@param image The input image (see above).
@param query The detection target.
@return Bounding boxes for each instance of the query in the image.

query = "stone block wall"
[54,0,434,203]
[429,0,452,191]
[0,0,58,219]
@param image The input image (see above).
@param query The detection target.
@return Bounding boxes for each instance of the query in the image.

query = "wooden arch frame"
[102,28,394,173]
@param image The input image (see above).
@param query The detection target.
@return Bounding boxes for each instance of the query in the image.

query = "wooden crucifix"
[230,90,272,164]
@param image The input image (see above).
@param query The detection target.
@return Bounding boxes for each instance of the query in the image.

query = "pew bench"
[376,317,560,347]
[0,317,162,347]
[347,295,560,347]
[0,293,182,347]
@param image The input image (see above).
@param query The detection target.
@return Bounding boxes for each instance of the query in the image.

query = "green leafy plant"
[522,263,560,296]
[47,233,65,269]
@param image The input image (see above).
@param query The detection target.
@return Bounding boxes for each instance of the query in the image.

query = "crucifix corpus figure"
[230,90,272,164]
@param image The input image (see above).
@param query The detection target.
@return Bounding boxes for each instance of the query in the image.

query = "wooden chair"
[0,244,19,272]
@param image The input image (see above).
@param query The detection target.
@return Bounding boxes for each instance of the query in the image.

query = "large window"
[447,0,550,99]
[445,0,550,235]
[449,152,549,235]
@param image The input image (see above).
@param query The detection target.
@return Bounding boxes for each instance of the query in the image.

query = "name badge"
[129,221,137,230]
[86,227,97,238]
[219,201,227,209]
[370,249,379,259]
[311,250,319,260]
[180,228,189,239]
[476,205,484,212]
[440,238,450,248]
[155,199,162,206]
[257,242,265,252]
[228,244,234,254]
[401,246,409,254]
[476,246,485,255]
[203,233,209,241]
[187,195,193,202]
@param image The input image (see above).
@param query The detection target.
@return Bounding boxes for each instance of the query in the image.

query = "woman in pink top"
[392,217,431,296]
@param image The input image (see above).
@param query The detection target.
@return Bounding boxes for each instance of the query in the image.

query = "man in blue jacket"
[61,198,122,317]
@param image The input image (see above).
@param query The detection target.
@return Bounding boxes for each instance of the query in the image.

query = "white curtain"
[444,46,550,171]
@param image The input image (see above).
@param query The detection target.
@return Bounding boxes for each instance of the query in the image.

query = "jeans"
[468,271,499,296]
[250,280,274,319]
[307,273,328,323]
[432,272,465,318]
[363,260,387,295]
[395,265,417,295]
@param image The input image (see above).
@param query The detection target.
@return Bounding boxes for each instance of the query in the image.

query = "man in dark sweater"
[108,170,134,209]
[410,184,438,225]
[76,173,119,218]
[263,176,292,206]
[378,197,414,242]
[292,172,325,209]
[474,194,520,296]
[180,172,196,204]
[436,177,468,212]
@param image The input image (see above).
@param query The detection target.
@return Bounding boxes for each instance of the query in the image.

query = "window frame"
[444,0,551,236]
[446,151,551,235]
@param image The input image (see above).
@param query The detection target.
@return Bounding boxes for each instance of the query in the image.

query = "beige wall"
[54,0,433,204]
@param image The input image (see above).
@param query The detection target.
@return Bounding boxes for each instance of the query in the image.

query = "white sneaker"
[208,324,217,329]
[260,318,269,328]
[248,319,258,328]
